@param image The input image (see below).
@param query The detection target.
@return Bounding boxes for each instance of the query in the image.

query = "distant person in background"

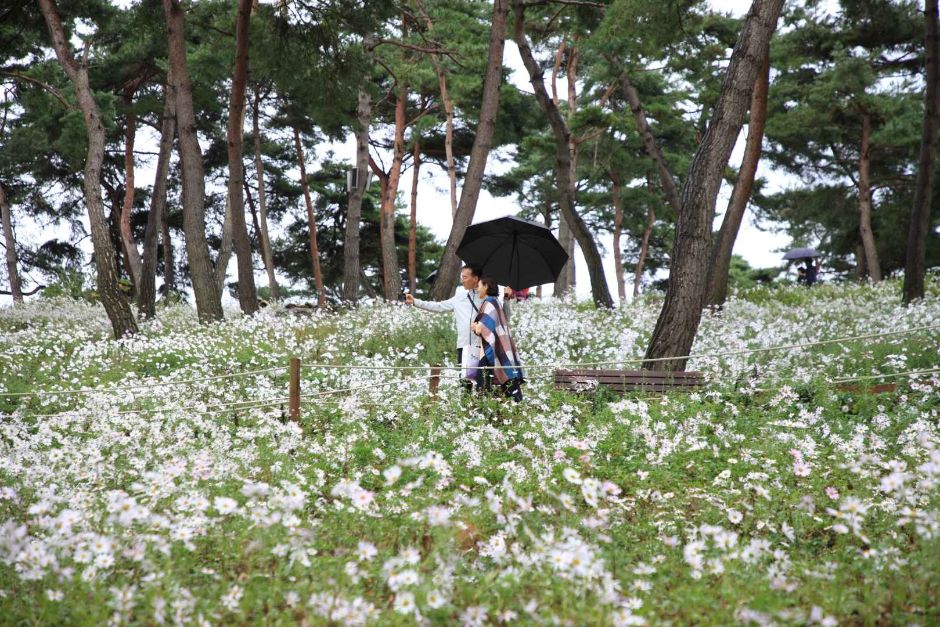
[471,276,524,401]
[503,286,531,302]
[797,258,820,286]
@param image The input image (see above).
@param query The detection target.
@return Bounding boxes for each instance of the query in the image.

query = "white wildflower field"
[1,281,939,625]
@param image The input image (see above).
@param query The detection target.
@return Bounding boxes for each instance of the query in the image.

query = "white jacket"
[412,290,510,349]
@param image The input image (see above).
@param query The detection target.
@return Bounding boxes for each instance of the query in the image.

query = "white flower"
[727,510,743,524]
[357,541,378,561]
[383,465,402,486]
[562,468,582,485]
[393,591,415,615]
[213,496,238,515]
[425,589,447,609]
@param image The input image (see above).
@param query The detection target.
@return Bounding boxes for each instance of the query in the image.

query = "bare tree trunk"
[858,112,881,282]
[251,85,279,300]
[644,0,783,371]
[161,202,175,294]
[164,0,223,322]
[0,182,22,303]
[513,1,613,308]
[430,0,508,300]
[414,1,458,220]
[138,84,175,318]
[705,51,770,308]
[377,87,406,301]
[39,0,138,337]
[214,193,233,295]
[856,243,867,280]
[634,202,656,298]
[904,0,939,303]
[619,72,681,214]
[343,87,371,304]
[226,0,259,314]
[550,38,572,297]
[408,140,420,294]
[293,127,326,307]
[120,81,144,292]
[562,43,580,294]
[610,172,625,303]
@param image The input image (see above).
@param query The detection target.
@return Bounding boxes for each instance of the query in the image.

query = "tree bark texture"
[39,0,138,337]
[137,85,175,318]
[644,0,783,370]
[120,82,144,292]
[377,87,406,301]
[343,87,371,304]
[252,85,280,300]
[220,0,258,312]
[903,0,939,303]
[430,0,508,300]
[164,0,223,322]
[409,140,421,294]
[225,0,258,314]
[610,172,626,303]
[620,72,682,214]
[293,127,326,307]
[0,182,23,303]
[214,193,233,294]
[705,51,770,308]
[161,199,176,294]
[634,203,656,299]
[857,112,882,281]
[513,1,613,308]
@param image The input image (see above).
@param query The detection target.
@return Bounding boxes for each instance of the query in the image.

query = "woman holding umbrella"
[470,276,524,402]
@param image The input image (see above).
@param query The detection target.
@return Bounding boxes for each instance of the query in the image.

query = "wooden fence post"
[289,357,300,422]
[428,365,441,397]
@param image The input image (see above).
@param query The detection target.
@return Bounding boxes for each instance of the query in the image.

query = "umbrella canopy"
[457,216,568,290]
[782,247,820,260]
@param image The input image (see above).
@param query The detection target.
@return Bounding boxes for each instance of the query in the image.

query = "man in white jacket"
[405,264,510,366]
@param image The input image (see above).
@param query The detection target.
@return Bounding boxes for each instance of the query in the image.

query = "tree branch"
[0,70,74,110]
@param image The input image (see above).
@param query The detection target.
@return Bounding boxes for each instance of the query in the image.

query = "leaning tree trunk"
[377,88,406,301]
[0,182,23,303]
[644,0,784,371]
[513,0,613,308]
[120,80,144,293]
[552,39,573,297]
[343,87,371,304]
[408,140,421,294]
[904,0,939,303]
[610,172,626,303]
[293,127,327,307]
[619,71,682,214]
[225,0,259,314]
[164,0,223,322]
[705,51,770,308]
[857,112,882,282]
[251,85,279,301]
[138,84,175,319]
[430,0,508,300]
[161,201,175,294]
[38,0,138,337]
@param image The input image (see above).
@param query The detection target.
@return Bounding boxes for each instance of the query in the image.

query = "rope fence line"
[0,365,288,399]
[830,367,940,385]
[3,322,938,408]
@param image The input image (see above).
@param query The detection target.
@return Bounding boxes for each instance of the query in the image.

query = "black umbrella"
[782,247,820,260]
[457,216,569,290]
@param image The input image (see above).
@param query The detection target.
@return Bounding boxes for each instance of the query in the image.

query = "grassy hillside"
[1,280,939,624]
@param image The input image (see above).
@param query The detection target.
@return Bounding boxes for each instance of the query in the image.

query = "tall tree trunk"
[858,112,882,282]
[120,81,144,293]
[38,0,138,337]
[904,0,939,303]
[138,83,175,318]
[343,87,371,304]
[251,85,280,300]
[550,39,572,297]
[644,0,783,371]
[610,172,626,303]
[377,87,406,301]
[293,127,326,307]
[415,1,458,220]
[0,182,22,303]
[619,71,682,214]
[430,0,508,300]
[408,140,421,294]
[214,193,233,295]
[164,0,223,322]
[161,201,175,295]
[634,201,656,298]
[855,243,868,280]
[705,51,770,308]
[513,1,613,308]
[226,0,258,314]
[561,43,580,295]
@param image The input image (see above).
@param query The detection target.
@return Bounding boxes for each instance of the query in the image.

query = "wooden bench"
[553,369,704,394]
